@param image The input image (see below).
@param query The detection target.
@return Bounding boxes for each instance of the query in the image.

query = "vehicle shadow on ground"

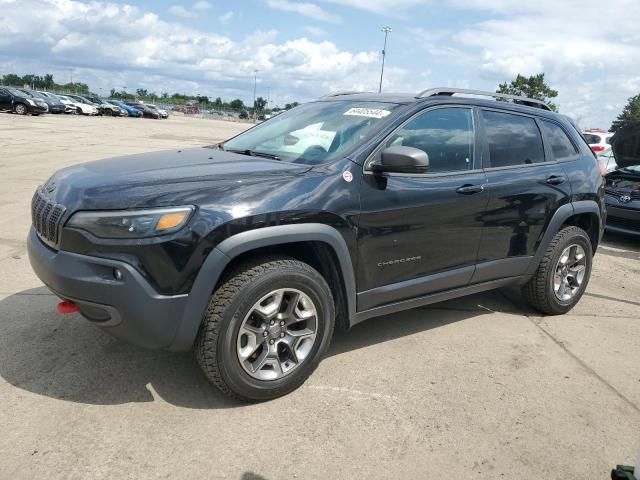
[0,286,528,409]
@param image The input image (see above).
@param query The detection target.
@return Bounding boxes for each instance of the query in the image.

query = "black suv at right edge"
[28,88,605,401]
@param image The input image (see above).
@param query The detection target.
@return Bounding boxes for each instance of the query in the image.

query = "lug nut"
[280,320,285,326]
[270,320,275,325]
[280,332,285,338]
[269,339,275,345]
[263,331,268,337]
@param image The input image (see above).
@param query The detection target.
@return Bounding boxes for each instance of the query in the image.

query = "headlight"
[67,206,195,239]
[26,99,36,106]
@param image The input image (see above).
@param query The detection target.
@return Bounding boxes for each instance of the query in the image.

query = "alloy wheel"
[236,288,318,381]
[553,244,587,302]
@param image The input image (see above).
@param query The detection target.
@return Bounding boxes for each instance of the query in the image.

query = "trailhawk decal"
[343,107,391,119]
[378,256,422,267]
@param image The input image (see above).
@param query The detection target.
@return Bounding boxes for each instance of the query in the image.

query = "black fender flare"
[525,200,602,275]
[169,223,357,351]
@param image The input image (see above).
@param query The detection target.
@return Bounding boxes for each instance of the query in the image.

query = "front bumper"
[605,202,640,236]
[27,227,190,349]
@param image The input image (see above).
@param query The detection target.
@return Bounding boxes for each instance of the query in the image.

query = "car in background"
[41,93,77,114]
[238,110,249,119]
[124,101,160,119]
[582,129,614,154]
[106,100,143,117]
[0,87,48,115]
[597,147,618,174]
[604,123,640,236]
[56,95,98,115]
[19,89,65,114]
[145,104,168,118]
[52,94,81,114]
[78,94,125,116]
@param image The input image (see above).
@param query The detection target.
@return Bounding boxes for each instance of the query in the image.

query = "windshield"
[223,101,404,165]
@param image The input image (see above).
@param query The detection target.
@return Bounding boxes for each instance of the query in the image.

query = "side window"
[482,110,545,167]
[385,107,474,173]
[540,120,578,160]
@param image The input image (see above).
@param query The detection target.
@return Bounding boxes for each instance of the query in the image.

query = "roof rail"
[415,87,552,111]
[321,91,370,99]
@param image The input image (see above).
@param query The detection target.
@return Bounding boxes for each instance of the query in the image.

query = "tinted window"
[605,136,612,144]
[540,120,577,160]
[482,111,545,167]
[583,133,601,144]
[385,107,474,173]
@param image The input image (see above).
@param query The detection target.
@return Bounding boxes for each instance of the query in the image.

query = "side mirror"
[371,146,429,174]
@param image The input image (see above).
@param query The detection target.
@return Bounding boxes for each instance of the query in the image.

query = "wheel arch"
[526,200,602,275]
[169,223,356,351]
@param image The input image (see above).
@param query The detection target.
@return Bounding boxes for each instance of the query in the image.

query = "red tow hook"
[57,301,79,314]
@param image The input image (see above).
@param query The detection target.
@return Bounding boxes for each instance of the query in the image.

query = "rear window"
[540,120,577,160]
[583,134,601,144]
[482,110,545,168]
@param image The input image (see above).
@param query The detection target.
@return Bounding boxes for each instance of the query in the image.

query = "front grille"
[31,188,66,246]
[605,188,640,200]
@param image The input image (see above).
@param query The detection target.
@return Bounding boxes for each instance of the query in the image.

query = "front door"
[357,106,488,311]
[0,88,11,110]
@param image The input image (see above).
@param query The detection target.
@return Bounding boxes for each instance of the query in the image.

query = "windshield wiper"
[225,148,280,161]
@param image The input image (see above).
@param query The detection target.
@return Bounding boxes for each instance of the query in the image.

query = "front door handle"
[546,175,567,185]
[456,184,484,195]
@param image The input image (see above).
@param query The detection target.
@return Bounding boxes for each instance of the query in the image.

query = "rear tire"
[195,257,335,401]
[523,226,592,315]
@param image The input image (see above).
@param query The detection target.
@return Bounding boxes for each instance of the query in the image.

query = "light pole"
[253,70,258,116]
[378,26,392,93]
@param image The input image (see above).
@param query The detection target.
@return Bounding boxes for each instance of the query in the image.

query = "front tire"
[14,103,27,115]
[195,257,335,401]
[523,226,593,315]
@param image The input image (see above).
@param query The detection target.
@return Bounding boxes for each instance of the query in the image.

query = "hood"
[46,147,312,211]
[611,123,640,169]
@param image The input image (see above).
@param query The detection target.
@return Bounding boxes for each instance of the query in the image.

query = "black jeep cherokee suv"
[28,88,605,401]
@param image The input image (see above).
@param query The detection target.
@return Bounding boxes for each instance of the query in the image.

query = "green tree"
[610,94,640,132]
[254,96,267,111]
[228,99,245,110]
[284,101,299,110]
[496,73,558,111]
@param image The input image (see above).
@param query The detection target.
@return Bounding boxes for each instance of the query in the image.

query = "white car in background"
[56,95,98,115]
[582,129,613,154]
[597,146,618,174]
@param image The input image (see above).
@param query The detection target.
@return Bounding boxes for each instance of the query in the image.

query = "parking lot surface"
[0,113,639,479]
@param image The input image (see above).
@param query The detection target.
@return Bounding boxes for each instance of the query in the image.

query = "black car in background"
[18,89,65,113]
[124,101,160,119]
[604,123,640,236]
[0,87,48,115]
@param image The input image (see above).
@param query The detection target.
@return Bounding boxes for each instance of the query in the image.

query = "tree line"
[0,73,299,112]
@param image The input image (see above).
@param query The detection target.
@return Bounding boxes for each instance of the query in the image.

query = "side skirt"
[352,275,531,326]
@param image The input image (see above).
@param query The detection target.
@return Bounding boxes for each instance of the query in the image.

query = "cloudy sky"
[1,0,639,128]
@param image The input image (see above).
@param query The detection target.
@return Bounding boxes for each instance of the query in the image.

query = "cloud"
[193,1,212,10]
[0,0,393,105]
[303,26,326,36]
[168,5,197,18]
[219,11,234,25]
[265,0,341,23]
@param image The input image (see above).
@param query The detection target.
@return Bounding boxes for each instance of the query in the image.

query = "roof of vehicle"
[316,87,557,117]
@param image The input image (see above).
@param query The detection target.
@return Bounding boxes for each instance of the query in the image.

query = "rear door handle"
[456,184,484,194]
[546,175,566,185]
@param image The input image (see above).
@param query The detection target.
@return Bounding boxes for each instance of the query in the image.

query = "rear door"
[357,106,489,310]
[473,109,573,283]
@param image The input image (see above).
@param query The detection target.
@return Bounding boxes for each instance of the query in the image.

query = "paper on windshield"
[343,107,391,119]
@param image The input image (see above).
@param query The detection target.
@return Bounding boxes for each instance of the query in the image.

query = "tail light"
[590,145,605,153]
